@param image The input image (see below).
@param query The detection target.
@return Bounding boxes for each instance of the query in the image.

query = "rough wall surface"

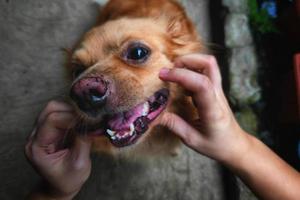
[222,0,260,199]
[0,0,225,199]
[223,0,261,134]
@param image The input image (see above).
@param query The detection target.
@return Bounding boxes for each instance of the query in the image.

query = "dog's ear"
[167,14,196,44]
[165,13,204,57]
[96,0,130,25]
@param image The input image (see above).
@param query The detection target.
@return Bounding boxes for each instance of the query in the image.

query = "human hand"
[25,101,91,200]
[159,54,251,164]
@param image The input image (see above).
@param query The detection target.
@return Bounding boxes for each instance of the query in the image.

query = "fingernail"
[159,68,170,77]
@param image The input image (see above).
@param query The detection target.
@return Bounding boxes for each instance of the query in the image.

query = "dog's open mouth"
[88,88,169,147]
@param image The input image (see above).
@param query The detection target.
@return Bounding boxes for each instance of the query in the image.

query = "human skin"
[158,54,300,200]
[25,101,92,200]
[26,54,300,200]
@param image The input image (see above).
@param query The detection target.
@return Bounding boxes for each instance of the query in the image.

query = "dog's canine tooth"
[111,136,116,140]
[116,134,122,140]
[142,102,150,116]
[129,124,135,136]
[122,134,127,139]
[107,129,116,136]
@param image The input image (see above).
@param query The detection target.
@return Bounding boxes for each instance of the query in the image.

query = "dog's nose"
[70,77,109,112]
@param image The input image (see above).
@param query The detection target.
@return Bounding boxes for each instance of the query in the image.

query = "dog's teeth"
[117,134,123,139]
[125,131,131,138]
[111,136,116,140]
[142,102,150,116]
[130,124,134,131]
[129,124,135,136]
[106,129,116,136]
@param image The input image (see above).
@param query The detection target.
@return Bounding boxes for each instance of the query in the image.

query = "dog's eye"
[72,64,85,79]
[128,46,149,60]
[123,43,151,64]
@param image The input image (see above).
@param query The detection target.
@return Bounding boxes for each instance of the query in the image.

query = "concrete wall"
[0,0,228,199]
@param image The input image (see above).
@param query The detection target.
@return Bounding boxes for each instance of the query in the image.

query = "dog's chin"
[74,88,170,148]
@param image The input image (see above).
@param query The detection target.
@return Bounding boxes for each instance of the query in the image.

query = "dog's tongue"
[107,102,145,131]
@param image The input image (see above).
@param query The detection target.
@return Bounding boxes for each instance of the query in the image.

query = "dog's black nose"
[70,77,108,114]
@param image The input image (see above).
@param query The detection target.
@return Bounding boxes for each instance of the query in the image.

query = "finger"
[24,139,33,162]
[37,100,74,125]
[34,112,77,148]
[159,112,203,148]
[25,127,37,160]
[26,127,37,142]
[70,136,92,169]
[174,54,222,88]
[159,67,218,112]
[28,100,72,141]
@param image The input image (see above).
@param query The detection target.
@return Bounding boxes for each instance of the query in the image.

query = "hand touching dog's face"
[67,0,201,152]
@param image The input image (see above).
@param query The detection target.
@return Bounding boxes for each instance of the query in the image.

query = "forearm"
[158,54,300,199]
[226,133,300,200]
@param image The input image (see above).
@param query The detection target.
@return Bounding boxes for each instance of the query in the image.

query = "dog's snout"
[70,77,109,113]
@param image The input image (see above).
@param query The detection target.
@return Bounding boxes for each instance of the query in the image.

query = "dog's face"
[67,0,201,151]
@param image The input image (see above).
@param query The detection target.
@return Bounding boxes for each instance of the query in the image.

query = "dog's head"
[67,0,202,151]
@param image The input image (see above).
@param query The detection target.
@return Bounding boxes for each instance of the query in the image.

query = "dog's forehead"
[73,18,167,62]
[83,18,165,46]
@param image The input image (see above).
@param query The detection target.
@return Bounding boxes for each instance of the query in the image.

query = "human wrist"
[220,128,253,169]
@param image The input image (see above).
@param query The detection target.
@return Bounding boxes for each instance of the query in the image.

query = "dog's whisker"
[61,115,81,148]
[203,42,228,53]
[83,120,88,137]
[77,115,90,137]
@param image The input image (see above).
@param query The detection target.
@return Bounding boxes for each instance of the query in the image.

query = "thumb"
[71,136,92,164]
[160,112,202,147]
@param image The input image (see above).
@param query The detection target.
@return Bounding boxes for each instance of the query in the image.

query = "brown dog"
[67,0,204,157]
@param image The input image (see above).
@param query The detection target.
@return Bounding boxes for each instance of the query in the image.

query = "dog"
[67,0,204,157]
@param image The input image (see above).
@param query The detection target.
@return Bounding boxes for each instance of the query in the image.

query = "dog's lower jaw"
[91,133,182,158]
[88,110,183,157]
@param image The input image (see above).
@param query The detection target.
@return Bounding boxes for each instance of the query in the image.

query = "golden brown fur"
[67,0,203,157]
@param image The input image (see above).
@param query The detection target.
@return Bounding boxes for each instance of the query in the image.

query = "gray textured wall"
[0,0,226,199]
